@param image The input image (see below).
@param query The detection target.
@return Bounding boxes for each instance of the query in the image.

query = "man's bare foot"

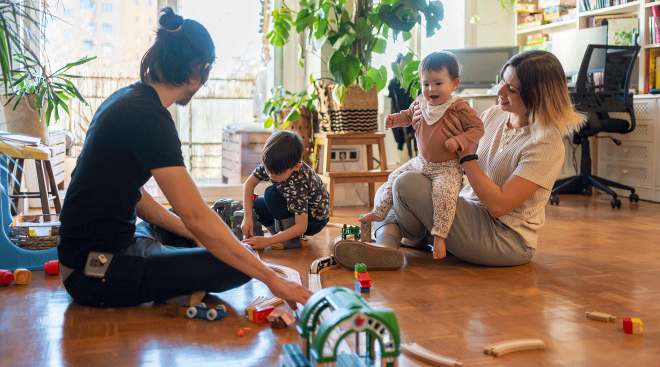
[358,212,384,223]
[433,236,446,259]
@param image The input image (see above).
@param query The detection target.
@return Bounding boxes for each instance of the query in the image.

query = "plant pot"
[279,107,318,166]
[314,82,378,133]
[1,94,49,145]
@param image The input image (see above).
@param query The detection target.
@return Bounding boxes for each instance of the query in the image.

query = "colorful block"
[623,318,642,334]
[13,269,31,285]
[44,260,60,276]
[0,269,14,286]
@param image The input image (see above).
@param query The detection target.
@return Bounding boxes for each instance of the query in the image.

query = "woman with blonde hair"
[334,50,586,267]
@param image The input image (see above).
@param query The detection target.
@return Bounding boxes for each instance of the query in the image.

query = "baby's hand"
[384,115,394,130]
[358,213,384,223]
[445,137,460,153]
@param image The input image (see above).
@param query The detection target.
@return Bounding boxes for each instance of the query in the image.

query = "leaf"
[358,74,374,91]
[372,38,387,54]
[284,107,301,123]
[423,0,444,38]
[295,8,314,33]
[264,116,274,128]
[328,52,361,87]
[332,83,347,105]
[367,66,387,92]
[328,22,356,50]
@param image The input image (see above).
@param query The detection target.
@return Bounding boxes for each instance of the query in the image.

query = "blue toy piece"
[281,343,311,367]
[0,157,58,272]
[186,303,228,321]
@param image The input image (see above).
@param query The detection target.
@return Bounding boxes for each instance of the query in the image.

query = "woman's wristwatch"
[459,154,478,165]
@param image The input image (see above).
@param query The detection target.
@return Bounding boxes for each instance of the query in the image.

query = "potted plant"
[262,85,318,165]
[0,1,95,145]
[264,0,444,133]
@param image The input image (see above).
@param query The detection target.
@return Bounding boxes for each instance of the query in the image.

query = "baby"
[359,51,485,259]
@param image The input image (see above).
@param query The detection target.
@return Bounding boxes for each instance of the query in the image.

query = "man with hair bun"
[58,7,312,309]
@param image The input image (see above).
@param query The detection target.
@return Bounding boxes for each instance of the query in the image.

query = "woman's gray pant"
[373,171,534,266]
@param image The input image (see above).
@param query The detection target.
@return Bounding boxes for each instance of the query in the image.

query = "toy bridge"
[297,287,400,366]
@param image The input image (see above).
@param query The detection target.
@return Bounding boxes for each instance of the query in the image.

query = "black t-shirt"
[58,83,185,270]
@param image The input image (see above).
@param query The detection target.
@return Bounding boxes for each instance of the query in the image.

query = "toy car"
[186,302,227,321]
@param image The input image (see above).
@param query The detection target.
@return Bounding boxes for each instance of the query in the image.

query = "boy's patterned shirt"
[252,162,330,220]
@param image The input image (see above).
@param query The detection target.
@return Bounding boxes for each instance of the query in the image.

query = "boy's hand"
[241,218,254,239]
[243,236,272,250]
[445,137,460,153]
[384,115,394,130]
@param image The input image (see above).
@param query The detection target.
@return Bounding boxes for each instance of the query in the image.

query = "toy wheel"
[629,194,639,202]
[206,309,218,321]
[216,305,227,313]
[611,199,621,209]
[196,302,207,308]
[549,195,559,206]
[186,307,197,319]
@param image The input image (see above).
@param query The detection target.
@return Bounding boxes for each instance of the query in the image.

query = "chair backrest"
[573,44,640,135]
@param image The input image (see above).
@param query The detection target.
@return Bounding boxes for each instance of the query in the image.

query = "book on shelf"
[652,6,660,45]
[607,18,639,45]
[647,48,660,92]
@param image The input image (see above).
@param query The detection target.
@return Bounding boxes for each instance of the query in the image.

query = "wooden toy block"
[237,328,245,337]
[270,316,288,329]
[623,318,632,333]
[13,268,31,285]
[484,339,545,357]
[267,308,286,322]
[280,310,296,326]
[585,311,616,322]
[359,218,371,242]
[0,269,14,286]
[243,327,251,334]
[245,296,267,318]
[44,260,60,276]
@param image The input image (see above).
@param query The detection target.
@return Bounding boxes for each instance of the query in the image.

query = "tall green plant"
[1,0,96,126]
[266,0,444,105]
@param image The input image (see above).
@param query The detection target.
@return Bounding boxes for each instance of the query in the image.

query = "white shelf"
[579,1,641,17]
[644,42,660,48]
[516,19,577,35]
[644,1,660,8]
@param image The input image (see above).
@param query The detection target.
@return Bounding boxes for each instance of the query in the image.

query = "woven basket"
[9,214,60,251]
[315,82,378,133]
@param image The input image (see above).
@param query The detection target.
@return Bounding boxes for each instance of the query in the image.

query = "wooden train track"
[400,343,462,367]
[483,339,545,357]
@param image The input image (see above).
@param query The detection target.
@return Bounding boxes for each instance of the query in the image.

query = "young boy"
[359,51,484,260]
[241,131,330,249]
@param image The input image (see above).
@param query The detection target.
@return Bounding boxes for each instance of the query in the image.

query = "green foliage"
[262,86,317,130]
[265,0,445,108]
[5,55,96,126]
[0,1,97,126]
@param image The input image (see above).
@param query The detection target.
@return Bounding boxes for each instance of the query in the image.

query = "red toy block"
[253,305,275,323]
[0,270,14,286]
[253,193,259,201]
[44,260,60,276]
[357,272,371,288]
[243,327,251,334]
[237,328,245,337]
[623,318,632,334]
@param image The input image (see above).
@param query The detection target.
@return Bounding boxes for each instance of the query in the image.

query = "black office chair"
[550,44,640,208]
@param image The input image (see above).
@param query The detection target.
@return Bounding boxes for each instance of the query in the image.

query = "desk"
[456,93,498,116]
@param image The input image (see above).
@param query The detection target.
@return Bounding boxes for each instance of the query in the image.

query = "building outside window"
[102,24,112,32]
[63,9,74,17]
[81,0,92,8]
[103,44,112,54]
[101,3,112,12]
[82,40,94,50]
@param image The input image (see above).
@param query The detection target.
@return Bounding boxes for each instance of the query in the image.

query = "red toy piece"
[253,193,259,201]
[623,318,632,334]
[237,328,245,337]
[0,269,14,286]
[253,305,275,323]
[44,260,60,276]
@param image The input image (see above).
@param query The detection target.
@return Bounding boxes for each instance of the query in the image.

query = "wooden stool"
[0,143,61,220]
[313,132,391,214]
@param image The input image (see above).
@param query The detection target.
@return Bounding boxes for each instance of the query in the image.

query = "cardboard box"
[544,5,574,14]
[538,0,575,8]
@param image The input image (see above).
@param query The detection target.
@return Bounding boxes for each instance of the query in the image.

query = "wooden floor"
[1,194,659,367]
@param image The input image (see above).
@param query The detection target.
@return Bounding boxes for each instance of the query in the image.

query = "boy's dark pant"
[253,185,328,236]
[62,222,251,308]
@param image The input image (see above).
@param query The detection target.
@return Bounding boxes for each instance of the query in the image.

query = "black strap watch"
[459,154,478,165]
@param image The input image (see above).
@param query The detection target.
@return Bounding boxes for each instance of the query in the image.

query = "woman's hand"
[441,113,469,158]
[266,276,313,310]
[412,104,422,125]
[243,236,272,250]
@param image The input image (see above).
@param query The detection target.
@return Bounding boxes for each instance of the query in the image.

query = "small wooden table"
[313,132,391,214]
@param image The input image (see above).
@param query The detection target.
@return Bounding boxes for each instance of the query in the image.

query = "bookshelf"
[513,0,660,91]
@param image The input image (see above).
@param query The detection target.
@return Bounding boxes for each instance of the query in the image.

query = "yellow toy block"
[13,268,31,285]
[632,318,643,335]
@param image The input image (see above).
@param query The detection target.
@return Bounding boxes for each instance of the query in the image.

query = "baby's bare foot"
[433,236,446,259]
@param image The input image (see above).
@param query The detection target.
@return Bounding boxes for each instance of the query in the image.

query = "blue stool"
[0,154,58,272]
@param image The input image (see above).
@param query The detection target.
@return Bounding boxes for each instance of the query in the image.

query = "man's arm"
[136,188,201,246]
[151,166,312,306]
